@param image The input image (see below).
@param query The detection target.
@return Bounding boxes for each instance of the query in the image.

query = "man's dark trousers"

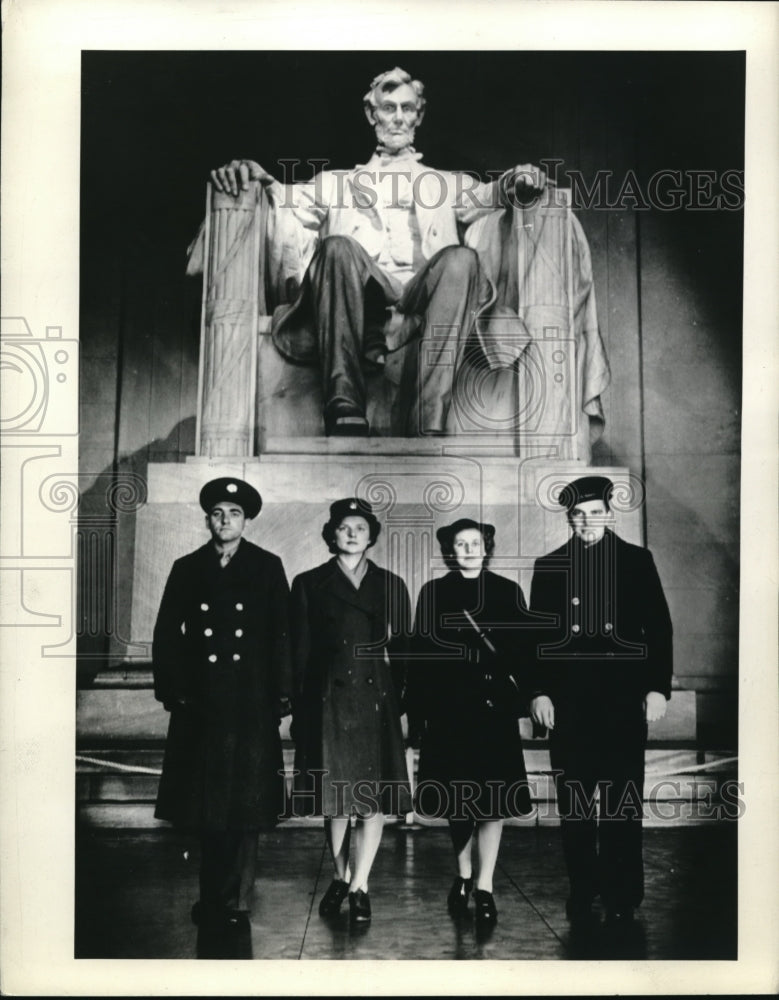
[199,830,259,915]
[550,696,647,912]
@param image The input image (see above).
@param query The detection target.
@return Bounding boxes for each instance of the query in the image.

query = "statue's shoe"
[331,416,369,436]
[325,403,369,436]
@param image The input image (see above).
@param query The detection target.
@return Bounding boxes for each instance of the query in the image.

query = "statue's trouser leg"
[396,246,486,435]
[308,235,380,418]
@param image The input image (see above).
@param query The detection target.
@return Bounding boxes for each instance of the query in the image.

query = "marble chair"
[193,181,604,459]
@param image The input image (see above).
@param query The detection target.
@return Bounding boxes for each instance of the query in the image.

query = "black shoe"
[473,889,498,927]
[192,900,247,929]
[224,909,251,932]
[566,898,598,927]
[348,889,372,925]
[605,905,635,925]
[191,900,219,927]
[318,878,350,918]
[447,876,474,916]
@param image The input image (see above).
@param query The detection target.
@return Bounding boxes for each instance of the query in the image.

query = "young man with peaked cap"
[529,475,673,928]
[152,477,292,931]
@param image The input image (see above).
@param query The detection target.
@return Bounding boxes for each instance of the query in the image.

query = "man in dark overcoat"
[529,475,673,927]
[153,477,292,929]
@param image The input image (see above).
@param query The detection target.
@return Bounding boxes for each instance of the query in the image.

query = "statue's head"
[363,67,425,153]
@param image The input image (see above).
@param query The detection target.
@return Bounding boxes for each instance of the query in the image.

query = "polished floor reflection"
[75,824,736,960]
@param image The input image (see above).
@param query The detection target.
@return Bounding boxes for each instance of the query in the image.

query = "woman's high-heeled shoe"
[447,876,474,916]
[318,878,350,917]
[348,889,372,924]
[473,889,498,926]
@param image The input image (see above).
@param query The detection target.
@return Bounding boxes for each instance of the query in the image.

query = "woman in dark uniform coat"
[153,477,292,929]
[291,498,411,925]
[408,518,533,927]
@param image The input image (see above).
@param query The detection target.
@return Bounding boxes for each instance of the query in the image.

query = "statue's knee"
[318,235,357,262]
[440,245,479,280]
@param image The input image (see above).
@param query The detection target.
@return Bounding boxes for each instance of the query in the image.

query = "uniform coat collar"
[569,528,617,556]
[314,557,386,615]
[192,537,266,574]
[200,536,247,565]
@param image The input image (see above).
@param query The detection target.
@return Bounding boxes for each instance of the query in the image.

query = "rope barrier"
[76,754,162,776]
[76,753,737,781]
[644,756,738,781]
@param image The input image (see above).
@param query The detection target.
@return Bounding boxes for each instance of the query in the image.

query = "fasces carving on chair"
[188,66,610,455]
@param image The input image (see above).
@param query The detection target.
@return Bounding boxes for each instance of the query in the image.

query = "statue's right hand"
[210,159,275,196]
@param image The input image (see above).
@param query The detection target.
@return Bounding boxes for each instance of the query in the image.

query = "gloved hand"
[277,695,292,727]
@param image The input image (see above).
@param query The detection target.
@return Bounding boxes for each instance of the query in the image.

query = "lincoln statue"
[192,66,609,450]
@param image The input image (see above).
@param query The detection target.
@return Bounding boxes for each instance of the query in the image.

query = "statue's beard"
[374,122,416,153]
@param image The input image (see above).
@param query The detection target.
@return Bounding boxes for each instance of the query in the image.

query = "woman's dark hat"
[199,477,262,519]
[436,517,496,551]
[557,475,614,510]
[326,497,379,532]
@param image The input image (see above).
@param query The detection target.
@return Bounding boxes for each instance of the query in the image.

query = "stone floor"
[75,823,736,961]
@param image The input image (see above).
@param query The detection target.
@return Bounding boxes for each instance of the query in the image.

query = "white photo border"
[1,0,777,995]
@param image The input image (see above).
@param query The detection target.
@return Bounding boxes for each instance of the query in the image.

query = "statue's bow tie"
[373,147,424,168]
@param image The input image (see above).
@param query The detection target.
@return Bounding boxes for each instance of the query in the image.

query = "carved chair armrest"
[196,182,269,457]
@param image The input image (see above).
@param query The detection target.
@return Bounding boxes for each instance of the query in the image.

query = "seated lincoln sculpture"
[202,66,609,445]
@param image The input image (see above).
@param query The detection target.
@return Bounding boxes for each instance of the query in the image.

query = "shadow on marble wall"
[77,417,196,687]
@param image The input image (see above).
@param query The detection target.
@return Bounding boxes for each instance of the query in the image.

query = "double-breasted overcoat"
[408,569,534,820]
[152,539,291,831]
[290,558,412,817]
[529,528,673,909]
[529,529,673,720]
